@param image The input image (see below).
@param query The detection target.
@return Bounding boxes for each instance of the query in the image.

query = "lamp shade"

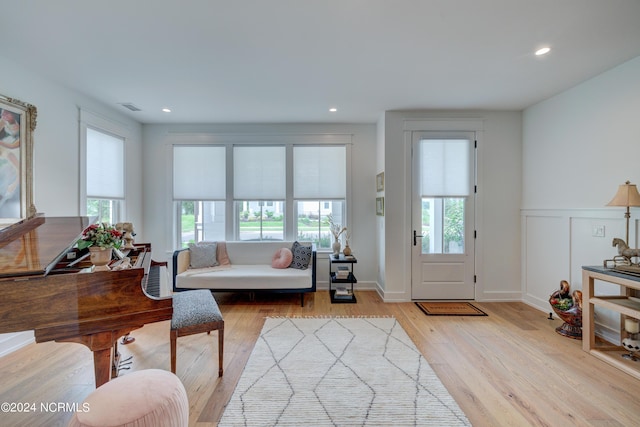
[606,181,640,207]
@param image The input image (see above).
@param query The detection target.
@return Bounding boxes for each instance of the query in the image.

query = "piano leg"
[94,346,113,388]
[57,327,143,387]
[59,330,135,388]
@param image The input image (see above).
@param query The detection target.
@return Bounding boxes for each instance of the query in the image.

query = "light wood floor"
[1,291,639,426]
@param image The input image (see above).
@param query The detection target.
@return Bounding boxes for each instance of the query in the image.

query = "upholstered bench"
[67,369,188,427]
[171,289,224,377]
[173,241,316,306]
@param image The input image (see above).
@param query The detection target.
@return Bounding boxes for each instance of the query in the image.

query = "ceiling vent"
[119,103,142,112]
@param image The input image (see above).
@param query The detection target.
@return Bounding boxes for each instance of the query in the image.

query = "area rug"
[415,301,487,316]
[218,317,470,426]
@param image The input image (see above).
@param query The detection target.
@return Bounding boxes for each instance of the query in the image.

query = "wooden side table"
[582,266,640,380]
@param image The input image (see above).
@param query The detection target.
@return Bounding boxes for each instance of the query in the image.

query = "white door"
[411,132,476,300]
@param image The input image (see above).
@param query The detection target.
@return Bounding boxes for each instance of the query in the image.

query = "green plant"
[77,223,123,250]
[444,198,464,249]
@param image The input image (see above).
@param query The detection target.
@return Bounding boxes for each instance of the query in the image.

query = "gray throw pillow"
[188,242,219,269]
[290,241,312,270]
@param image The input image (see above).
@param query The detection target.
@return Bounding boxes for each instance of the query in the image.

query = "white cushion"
[177,264,311,290]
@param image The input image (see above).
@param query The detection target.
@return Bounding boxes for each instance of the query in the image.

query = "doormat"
[415,301,487,316]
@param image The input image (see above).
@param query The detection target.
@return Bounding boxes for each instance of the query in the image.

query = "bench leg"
[170,329,177,374]
[218,324,224,377]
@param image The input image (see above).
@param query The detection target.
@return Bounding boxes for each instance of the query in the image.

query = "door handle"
[413,230,423,246]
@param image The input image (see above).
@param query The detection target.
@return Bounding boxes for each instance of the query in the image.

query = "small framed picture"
[376,172,384,192]
[376,197,384,216]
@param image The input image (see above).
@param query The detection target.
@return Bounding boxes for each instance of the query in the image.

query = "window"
[85,127,125,224]
[237,200,284,240]
[234,146,285,241]
[172,139,349,248]
[173,146,226,247]
[296,200,344,249]
[293,146,346,249]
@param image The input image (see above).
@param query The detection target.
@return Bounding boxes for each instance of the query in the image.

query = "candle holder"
[622,317,640,362]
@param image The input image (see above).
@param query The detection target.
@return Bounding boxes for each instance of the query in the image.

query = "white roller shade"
[420,139,470,197]
[87,128,124,198]
[173,146,226,199]
[294,146,346,199]
[234,146,286,199]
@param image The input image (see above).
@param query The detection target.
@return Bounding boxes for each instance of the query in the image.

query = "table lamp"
[606,181,640,246]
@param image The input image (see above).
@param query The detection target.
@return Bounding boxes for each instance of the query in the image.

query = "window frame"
[79,109,129,224]
[170,134,352,250]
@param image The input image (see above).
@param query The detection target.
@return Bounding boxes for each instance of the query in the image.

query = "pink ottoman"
[68,369,188,427]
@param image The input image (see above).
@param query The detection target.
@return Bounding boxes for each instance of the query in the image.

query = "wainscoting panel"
[522,209,637,343]
[523,214,569,308]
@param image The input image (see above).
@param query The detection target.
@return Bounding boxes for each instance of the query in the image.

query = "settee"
[172,241,316,306]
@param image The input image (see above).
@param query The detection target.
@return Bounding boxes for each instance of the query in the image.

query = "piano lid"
[0,216,91,278]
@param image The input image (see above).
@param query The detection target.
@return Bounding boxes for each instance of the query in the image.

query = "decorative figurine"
[549,280,582,339]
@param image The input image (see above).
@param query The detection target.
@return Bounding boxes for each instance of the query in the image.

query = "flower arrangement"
[327,213,347,242]
[77,223,123,250]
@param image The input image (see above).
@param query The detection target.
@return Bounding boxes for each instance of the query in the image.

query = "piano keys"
[0,216,172,387]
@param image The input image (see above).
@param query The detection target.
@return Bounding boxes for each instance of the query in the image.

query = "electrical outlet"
[592,225,605,237]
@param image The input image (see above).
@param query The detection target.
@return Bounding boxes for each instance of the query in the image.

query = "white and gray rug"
[219,317,471,426]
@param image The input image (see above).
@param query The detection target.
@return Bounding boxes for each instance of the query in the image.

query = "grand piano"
[0,215,172,387]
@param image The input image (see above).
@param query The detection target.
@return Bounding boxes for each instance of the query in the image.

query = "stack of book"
[334,287,353,300]
[336,265,350,279]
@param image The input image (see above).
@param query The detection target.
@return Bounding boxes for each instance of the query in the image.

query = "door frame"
[410,131,476,300]
[401,119,484,302]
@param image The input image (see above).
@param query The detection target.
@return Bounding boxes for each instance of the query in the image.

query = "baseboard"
[0,331,34,357]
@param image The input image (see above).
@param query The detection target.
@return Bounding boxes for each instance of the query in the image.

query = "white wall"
[141,123,378,287]
[0,54,143,356]
[380,110,522,302]
[522,55,640,339]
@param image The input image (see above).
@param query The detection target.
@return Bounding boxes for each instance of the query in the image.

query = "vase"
[343,244,352,256]
[89,247,113,272]
[332,239,341,258]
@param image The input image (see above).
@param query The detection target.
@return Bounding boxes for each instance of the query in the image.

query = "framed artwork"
[0,95,37,220]
[376,172,384,192]
[376,197,384,216]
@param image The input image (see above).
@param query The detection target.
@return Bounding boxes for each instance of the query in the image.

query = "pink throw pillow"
[272,248,293,269]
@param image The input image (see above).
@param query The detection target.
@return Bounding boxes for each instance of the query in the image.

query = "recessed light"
[162,108,172,113]
[329,108,337,113]
[535,47,551,56]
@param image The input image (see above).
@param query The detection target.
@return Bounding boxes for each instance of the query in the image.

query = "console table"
[582,266,640,379]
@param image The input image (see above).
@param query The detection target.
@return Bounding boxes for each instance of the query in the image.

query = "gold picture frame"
[0,95,37,220]
[376,197,384,216]
[376,172,384,192]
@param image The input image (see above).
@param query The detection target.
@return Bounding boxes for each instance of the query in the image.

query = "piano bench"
[170,289,224,377]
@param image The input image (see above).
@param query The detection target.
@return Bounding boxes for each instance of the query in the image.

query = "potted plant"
[327,214,347,257]
[77,223,123,271]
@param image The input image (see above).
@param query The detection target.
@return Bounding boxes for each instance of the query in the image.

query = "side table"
[329,254,357,303]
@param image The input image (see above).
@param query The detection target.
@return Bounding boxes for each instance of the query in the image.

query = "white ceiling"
[3,0,640,124]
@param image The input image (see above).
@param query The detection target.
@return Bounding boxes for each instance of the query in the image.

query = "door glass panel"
[421,196,465,254]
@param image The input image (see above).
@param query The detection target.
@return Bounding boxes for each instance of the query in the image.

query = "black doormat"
[415,301,487,316]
